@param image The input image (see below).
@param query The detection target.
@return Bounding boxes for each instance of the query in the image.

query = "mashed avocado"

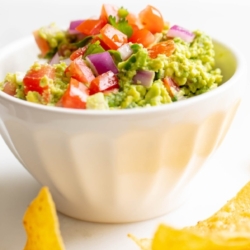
[103,31,222,108]
[0,5,223,110]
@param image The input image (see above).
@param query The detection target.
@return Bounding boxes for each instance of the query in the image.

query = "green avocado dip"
[0,4,222,110]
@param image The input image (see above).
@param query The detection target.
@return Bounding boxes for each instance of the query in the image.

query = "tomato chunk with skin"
[3,81,16,96]
[33,30,50,57]
[129,28,155,48]
[89,71,119,95]
[66,57,95,83]
[91,35,110,50]
[76,19,106,36]
[139,5,164,34]
[100,24,128,50]
[148,40,175,58]
[163,77,180,99]
[70,46,87,61]
[126,12,140,27]
[23,64,55,95]
[60,78,89,109]
[100,4,118,22]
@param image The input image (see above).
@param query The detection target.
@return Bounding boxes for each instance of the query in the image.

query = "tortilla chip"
[189,181,250,235]
[135,181,250,250]
[23,187,65,250]
[152,224,250,250]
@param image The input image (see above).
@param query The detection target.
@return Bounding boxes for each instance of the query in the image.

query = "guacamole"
[0,4,223,110]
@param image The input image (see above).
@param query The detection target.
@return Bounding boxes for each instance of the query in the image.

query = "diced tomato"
[100,24,128,50]
[126,12,137,25]
[100,4,118,22]
[163,77,180,99]
[66,57,95,83]
[126,12,141,29]
[125,12,142,37]
[103,87,119,95]
[2,82,16,96]
[130,24,140,35]
[33,30,50,57]
[23,64,55,95]
[76,19,106,36]
[91,35,110,50]
[60,78,89,109]
[139,5,164,34]
[129,28,155,48]
[89,71,119,95]
[70,46,87,61]
[148,40,175,58]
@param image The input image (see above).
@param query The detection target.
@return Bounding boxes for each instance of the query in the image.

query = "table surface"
[1,0,250,249]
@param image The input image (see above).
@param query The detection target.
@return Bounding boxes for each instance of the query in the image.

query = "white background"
[1,0,250,249]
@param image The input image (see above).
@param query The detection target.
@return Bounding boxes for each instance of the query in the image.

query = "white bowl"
[0,36,246,223]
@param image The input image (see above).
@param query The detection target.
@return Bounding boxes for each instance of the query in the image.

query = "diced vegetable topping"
[89,71,119,95]
[66,57,95,83]
[138,5,164,34]
[100,24,128,50]
[32,30,50,57]
[117,43,133,60]
[133,70,155,88]
[2,81,16,96]
[86,51,118,75]
[100,4,118,22]
[68,20,84,34]
[23,64,55,95]
[148,40,175,58]
[76,19,106,35]
[60,78,89,109]
[167,25,195,43]
[0,3,223,110]
[129,28,155,48]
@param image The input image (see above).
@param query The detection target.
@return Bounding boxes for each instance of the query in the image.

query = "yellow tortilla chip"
[135,181,250,249]
[23,187,65,250]
[189,181,250,235]
[152,224,250,250]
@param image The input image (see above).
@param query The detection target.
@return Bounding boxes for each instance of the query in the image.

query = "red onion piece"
[60,57,71,66]
[133,70,155,88]
[86,51,118,75]
[49,52,71,65]
[117,43,133,60]
[167,25,195,43]
[49,52,60,65]
[68,20,84,34]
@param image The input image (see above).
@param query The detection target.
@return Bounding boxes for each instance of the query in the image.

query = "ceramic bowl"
[0,36,246,223]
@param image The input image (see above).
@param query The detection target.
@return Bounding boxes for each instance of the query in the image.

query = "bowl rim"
[0,35,246,117]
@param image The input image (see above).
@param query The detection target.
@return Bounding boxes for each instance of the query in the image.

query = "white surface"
[1,0,250,249]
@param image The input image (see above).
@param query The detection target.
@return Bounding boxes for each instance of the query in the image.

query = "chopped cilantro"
[84,41,105,57]
[73,36,93,48]
[108,50,122,64]
[108,7,133,38]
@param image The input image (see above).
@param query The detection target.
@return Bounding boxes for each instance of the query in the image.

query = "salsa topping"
[0,4,223,110]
